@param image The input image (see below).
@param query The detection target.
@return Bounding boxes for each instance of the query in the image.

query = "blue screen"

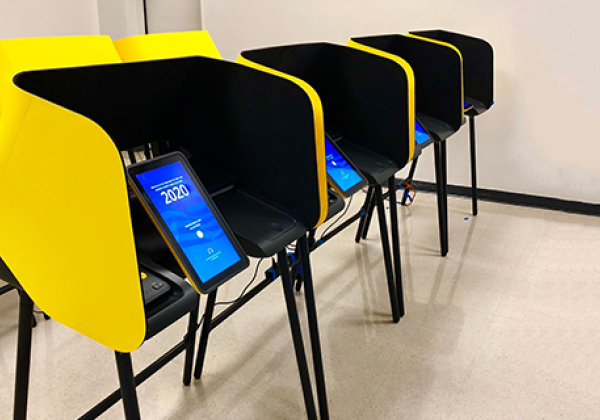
[415,120,430,145]
[325,138,363,192]
[136,161,241,283]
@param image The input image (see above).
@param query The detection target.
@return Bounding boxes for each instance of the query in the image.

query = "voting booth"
[0,36,213,420]
[349,34,464,256]
[114,31,334,420]
[8,52,331,419]
[410,29,495,215]
[0,37,209,420]
[240,42,417,325]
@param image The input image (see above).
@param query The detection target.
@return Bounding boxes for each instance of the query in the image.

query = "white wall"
[203,0,600,204]
[0,0,101,39]
[146,0,203,34]
[97,0,202,39]
[2,0,597,203]
[97,0,144,40]
[0,0,201,44]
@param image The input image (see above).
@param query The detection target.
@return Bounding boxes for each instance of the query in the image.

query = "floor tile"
[2,194,600,419]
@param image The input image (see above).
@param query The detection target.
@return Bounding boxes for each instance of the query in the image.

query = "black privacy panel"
[16,57,324,228]
[242,42,412,169]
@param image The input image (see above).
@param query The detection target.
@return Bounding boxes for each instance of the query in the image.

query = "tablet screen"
[325,138,364,193]
[135,161,241,283]
[415,120,430,144]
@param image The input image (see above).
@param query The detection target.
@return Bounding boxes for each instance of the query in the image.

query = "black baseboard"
[410,181,600,217]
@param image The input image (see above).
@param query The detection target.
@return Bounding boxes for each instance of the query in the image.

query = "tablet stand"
[114,31,337,419]
[410,30,494,216]
[350,34,464,257]
[14,55,332,419]
[240,42,417,324]
[0,42,229,420]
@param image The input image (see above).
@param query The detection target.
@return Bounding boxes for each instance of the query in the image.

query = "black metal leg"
[127,149,137,164]
[355,186,374,243]
[295,273,304,292]
[374,186,400,323]
[278,250,318,420]
[469,115,478,216]
[297,235,329,420]
[14,290,34,420]
[81,340,191,419]
[360,187,376,241]
[0,283,14,296]
[194,290,217,379]
[115,352,141,420]
[434,142,449,257]
[441,140,449,228]
[183,297,200,385]
[401,157,419,206]
[441,141,449,254]
[387,177,405,319]
[143,144,151,160]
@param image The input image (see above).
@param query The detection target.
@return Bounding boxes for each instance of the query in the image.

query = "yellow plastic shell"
[0,36,145,352]
[114,31,222,62]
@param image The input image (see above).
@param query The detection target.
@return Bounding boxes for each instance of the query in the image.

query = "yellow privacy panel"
[407,33,463,61]
[237,55,328,228]
[115,31,222,62]
[0,85,145,352]
[346,40,416,164]
[0,35,120,113]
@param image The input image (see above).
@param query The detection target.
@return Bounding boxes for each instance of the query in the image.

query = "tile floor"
[2,192,600,419]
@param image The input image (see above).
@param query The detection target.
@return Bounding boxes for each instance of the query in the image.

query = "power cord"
[320,195,354,240]
[192,257,265,332]
[214,257,265,307]
[402,184,417,207]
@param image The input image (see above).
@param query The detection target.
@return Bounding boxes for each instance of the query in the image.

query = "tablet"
[324,136,368,198]
[127,152,249,294]
[415,120,431,145]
